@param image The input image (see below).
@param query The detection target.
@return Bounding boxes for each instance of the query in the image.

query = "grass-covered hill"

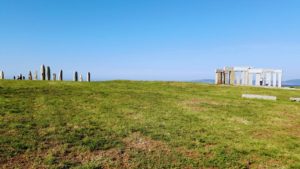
[0,80,299,169]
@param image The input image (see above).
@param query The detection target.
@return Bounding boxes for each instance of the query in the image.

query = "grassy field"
[0,80,299,169]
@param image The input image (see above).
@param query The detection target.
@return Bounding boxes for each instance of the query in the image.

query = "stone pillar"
[34,71,38,80]
[247,73,252,86]
[278,72,282,88]
[74,71,78,81]
[215,70,222,85]
[272,72,277,87]
[0,71,4,80]
[229,70,235,85]
[255,73,261,86]
[220,71,225,84]
[87,72,91,82]
[53,73,56,81]
[225,70,230,85]
[28,71,33,80]
[224,71,227,84]
[59,70,63,81]
[236,72,240,85]
[41,65,46,80]
[46,66,51,80]
[241,71,245,85]
[266,73,272,87]
[215,70,219,85]
[219,72,223,84]
[79,74,83,82]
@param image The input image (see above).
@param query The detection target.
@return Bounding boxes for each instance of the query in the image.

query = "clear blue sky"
[1,0,300,80]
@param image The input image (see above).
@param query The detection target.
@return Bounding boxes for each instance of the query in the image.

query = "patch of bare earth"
[0,132,202,169]
[181,98,227,112]
[278,111,300,137]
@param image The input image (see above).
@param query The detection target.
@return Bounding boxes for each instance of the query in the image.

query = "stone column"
[255,73,261,86]
[53,73,56,81]
[46,66,51,80]
[74,71,78,81]
[229,70,235,85]
[87,72,91,82]
[79,74,83,82]
[0,71,4,80]
[223,71,227,84]
[266,72,272,87]
[248,73,253,86]
[278,72,282,88]
[215,70,222,85]
[215,70,219,85]
[218,72,222,84]
[241,71,246,85]
[220,71,225,84]
[225,70,230,85]
[34,71,38,80]
[236,72,240,85]
[41,64,46,80]
[28,71,32,80]
[272,72,277,87]
[59,70,63,81]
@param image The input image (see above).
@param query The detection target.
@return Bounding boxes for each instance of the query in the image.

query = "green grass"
[0,80,299,168]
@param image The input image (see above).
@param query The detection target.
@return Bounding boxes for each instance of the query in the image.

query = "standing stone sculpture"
[28,71,33,80]
[46,66,51,80]
[53,73,57,81]
[74,71,78,81]
[79,74,83,82]
[0,71,4,80]
[34,71,38,80]
[215,66,283,88]
[41,64,46,80]
[59,70,63,81]
[87,72,91,82]
[228,68,235,85]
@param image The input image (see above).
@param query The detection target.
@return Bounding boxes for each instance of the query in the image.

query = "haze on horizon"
[1,0,300,81]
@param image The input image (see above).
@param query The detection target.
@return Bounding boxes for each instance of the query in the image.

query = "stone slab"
[290,97,300,102]
[242,94,277,101]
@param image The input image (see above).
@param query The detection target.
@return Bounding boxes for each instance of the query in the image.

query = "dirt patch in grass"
[0,133,201,169]
[123,132,168,152]
[252,129,275,140]
[181,98,227,112]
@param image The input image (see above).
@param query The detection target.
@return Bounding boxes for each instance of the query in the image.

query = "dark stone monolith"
[74,71,78,81]
[59,70,63,81]
[87,72,91,82]
[53,73,56,81]
[28,71,32,80]
[46,66,51,80]
[41,65,46,80]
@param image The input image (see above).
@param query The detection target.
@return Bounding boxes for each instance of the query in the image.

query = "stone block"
[242,94,277,101]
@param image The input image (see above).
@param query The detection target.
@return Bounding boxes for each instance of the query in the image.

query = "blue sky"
[1,0,300,80]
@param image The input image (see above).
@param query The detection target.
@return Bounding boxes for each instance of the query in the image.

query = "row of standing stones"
[0,64,91,82]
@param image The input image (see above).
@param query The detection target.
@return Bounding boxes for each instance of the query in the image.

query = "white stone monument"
[215,66,283,88]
